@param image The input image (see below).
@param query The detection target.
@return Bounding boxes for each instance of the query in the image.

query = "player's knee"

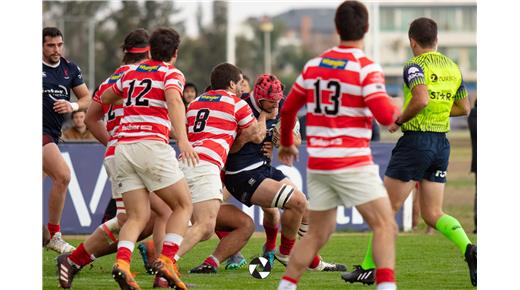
[242,215,256,237]
[285,191,307,215]
[54,169,71,187]
[421,210,442,228]
[199,220,216,241]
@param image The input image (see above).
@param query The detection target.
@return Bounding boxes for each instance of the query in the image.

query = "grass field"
[44,132,477,289]
[43,232,477,290]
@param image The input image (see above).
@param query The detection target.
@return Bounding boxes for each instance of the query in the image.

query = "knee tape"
[298,222,309,239]
[271,184,294,209]
[98,217,120,245]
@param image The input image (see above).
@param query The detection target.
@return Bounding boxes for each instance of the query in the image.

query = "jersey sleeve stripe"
[360,63,383,82]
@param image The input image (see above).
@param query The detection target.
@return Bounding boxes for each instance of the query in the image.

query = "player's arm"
[279,78,307,165]
[394,63,429,125]
[85,89,110,146]
[165,87,199,167]
[450,78,470,116]
[100,86,122,105]
[72,84,91,110]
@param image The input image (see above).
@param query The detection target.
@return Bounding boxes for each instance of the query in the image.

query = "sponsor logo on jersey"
[319,57,347,69]
[108,71,125,84]
[406,64,424,82]
[136,64,160,72]
[42,71,47,78]
[199,94,222,102]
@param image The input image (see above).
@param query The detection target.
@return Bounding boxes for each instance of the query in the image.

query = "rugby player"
[277,2,399,289]
[43,27,91,254]
[101,27,196,290]
[56,29,172,289]
[343,17,477,287]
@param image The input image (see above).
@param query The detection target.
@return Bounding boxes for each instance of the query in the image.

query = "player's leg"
[355,197,397,289]
[278,209,337,290]
[190,204,255,273]
[137,192,172,274]
[250,178,307,264]
[176,199,220,258]
[261,207,280,263]
[43,142,75,253]
[419,179,476,286]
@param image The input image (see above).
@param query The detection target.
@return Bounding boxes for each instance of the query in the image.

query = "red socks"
[308,255,321,269]
[68,243,93,267]
[161,243,179,261]
[215,230,230,240]
[376,268,396,284]
[279,235,295,256]
[203,255,219,268]
[48,223,60,238]
[264,224,279,251]
[116,247,132,263]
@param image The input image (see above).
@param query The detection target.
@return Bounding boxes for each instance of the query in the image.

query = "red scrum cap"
[253,74,284,107]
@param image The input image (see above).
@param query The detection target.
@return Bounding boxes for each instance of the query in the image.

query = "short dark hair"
[121,28,150,64]
[149,27,181,62]
[243,74,250,82]
[334,1,369,41]
[184,82,198,95]
[71,109,86,118]
[409,17,437,48]
[210,63,242,90]
[43,27,63,44]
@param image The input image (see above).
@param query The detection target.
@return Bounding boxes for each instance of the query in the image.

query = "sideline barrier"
[43,142,411,234]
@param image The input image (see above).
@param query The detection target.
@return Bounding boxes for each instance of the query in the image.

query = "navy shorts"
[385,131,450,183]
[42,133,60,146]
[224,164,286,207]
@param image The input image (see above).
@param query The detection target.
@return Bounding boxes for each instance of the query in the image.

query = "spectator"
[468,99,477,233]
[182,82,198,107]
[62,109,95,141]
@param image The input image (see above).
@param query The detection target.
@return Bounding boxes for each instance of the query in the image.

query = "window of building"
[461,6,477,31]
[400,7,426,31]
[468,46,477,71]
[431,7,458,31]
[381,7,397,31]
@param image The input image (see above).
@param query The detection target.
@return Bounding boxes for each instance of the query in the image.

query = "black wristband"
[395,120,403,126]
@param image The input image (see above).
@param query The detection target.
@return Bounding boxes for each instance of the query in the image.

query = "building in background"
[274,1,477,98]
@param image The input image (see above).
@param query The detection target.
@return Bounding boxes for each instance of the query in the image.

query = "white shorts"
[307,165,388,211]
[115,140,184,194]
[103,157,126,214]
[180,160,223,204]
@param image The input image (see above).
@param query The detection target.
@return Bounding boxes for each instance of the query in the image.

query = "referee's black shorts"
[385,131,450,183]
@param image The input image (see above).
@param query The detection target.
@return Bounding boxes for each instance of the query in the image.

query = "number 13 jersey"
[286,46,394,172]
[112,60,185,144]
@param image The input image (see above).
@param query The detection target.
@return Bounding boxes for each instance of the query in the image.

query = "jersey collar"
[249,92,262,112]
[43,59,60,68]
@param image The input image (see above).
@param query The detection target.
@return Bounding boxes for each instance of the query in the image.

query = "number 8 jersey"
[112,60,185,144]
[186,90,255,169]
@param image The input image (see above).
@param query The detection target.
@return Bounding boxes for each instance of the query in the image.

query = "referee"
[385,17,477,287]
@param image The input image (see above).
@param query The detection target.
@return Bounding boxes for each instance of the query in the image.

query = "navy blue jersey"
[225,93,282,173]
[42,57,84,138]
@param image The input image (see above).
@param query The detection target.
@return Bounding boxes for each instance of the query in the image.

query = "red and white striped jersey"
[280,46,397,172]
[186,90,255,169]
[112,60,185,144]
[92,64,135,158]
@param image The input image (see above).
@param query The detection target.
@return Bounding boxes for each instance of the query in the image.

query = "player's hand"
[278,145,299,166]
[178,140,199,167]
[262,141,273,158]
[53,100,74,114]
[388,122,400,133]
